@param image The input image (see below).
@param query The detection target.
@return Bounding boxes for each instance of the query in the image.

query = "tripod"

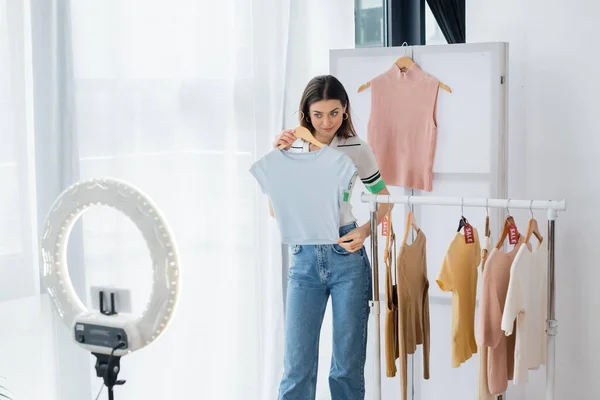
[93,348,126,400]
[93,290,128,399]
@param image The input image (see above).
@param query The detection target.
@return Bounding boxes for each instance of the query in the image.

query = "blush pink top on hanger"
[367,63,440,192]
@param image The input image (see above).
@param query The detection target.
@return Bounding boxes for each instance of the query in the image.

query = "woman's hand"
[336,225,370,253]
[273,129,297,149]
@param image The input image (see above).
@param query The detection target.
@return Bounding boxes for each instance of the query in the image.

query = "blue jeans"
[278,223,372,400]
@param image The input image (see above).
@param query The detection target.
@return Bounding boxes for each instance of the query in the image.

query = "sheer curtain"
[1,0,357,398]
[0,1,58,399]
[47,0,289,399]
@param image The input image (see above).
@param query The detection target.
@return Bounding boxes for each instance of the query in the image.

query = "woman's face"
[308,99,345,140]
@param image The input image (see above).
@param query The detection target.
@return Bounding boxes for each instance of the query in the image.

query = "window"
[425,3,447,45]
[355,1,449,47]
[355,0,385,48]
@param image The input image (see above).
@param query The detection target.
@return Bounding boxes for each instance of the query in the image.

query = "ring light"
[40,178,181,359]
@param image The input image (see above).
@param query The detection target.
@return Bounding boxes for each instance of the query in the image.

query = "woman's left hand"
[336,225,370,253]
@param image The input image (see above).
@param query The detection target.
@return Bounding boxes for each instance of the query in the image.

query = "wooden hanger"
[495,215,521,250]
[402,200,420,245]
[357,56,452,94]
[496,200,523,249]
[402,212,419,244]
[385,209,398,286]
[481,215,491,271]
[278,126,324,150]
[395,56,414,70]
[524,218,543,244]
[484,216,490,237]
[480,201,492,271]
[524,203,543,244]
[384,210,396,269]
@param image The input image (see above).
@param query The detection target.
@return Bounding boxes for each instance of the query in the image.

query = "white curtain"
[0,1,58,399]
[63,1,357,398]
[1,0,356,398]
[57,0,290,399]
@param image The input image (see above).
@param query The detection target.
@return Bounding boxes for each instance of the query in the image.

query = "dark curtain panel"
[426,0,465,43]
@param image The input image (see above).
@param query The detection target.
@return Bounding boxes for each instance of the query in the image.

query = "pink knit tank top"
[367,63,440,192]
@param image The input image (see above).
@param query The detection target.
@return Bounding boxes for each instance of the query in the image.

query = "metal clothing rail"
[361,193,567,400]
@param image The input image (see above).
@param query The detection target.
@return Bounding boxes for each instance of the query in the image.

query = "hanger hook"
[485,198,489,216]
[407,195,415,213]
[461,197,464,216]
[529,200,534,218]
[506,198,511,216]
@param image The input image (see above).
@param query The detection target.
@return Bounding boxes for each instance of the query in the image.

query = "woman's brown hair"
[298,75,357,139]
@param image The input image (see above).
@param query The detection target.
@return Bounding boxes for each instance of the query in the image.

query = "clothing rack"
[361,193,567,400]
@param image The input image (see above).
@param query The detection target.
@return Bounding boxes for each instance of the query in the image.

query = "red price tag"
[382,216,388,236]
[464,223,475,244]
[508,224,519,245]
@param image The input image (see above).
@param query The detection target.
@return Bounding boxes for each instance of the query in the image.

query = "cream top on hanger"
[501,240,548,385]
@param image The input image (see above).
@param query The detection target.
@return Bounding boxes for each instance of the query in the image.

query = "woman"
[273,75,392,399]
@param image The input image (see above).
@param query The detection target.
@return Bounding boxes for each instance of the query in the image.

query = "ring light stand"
[39,178,181,399]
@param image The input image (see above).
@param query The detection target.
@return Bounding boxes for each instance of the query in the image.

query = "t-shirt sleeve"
[358,140,386,194]
[339,154,358,193]
[249,158,269,195]
[436,253,454,292]
[501,251,525,336]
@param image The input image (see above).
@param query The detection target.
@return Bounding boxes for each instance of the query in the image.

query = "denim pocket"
[332,244,364,257]
[332,244,350,255]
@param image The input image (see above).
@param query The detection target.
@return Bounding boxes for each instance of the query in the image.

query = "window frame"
[355,0,460,48]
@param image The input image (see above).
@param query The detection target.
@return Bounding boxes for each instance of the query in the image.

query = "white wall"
[468,1,600,398]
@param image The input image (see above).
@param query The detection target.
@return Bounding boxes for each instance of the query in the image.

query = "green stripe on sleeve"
[366,179,386,194]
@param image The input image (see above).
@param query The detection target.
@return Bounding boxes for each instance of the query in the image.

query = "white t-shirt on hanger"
[500,240,548,385]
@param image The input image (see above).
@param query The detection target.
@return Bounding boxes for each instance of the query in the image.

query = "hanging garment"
[481,219,493,270]
[396,228,431,400]
[288,135,386,226]
[249,145,357,244]
[476,243,523,395]
[366,63,440,192]
[501,240,548,385]
[478,231,495,400]
[384,214,399,377]
[436,229,481,368]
